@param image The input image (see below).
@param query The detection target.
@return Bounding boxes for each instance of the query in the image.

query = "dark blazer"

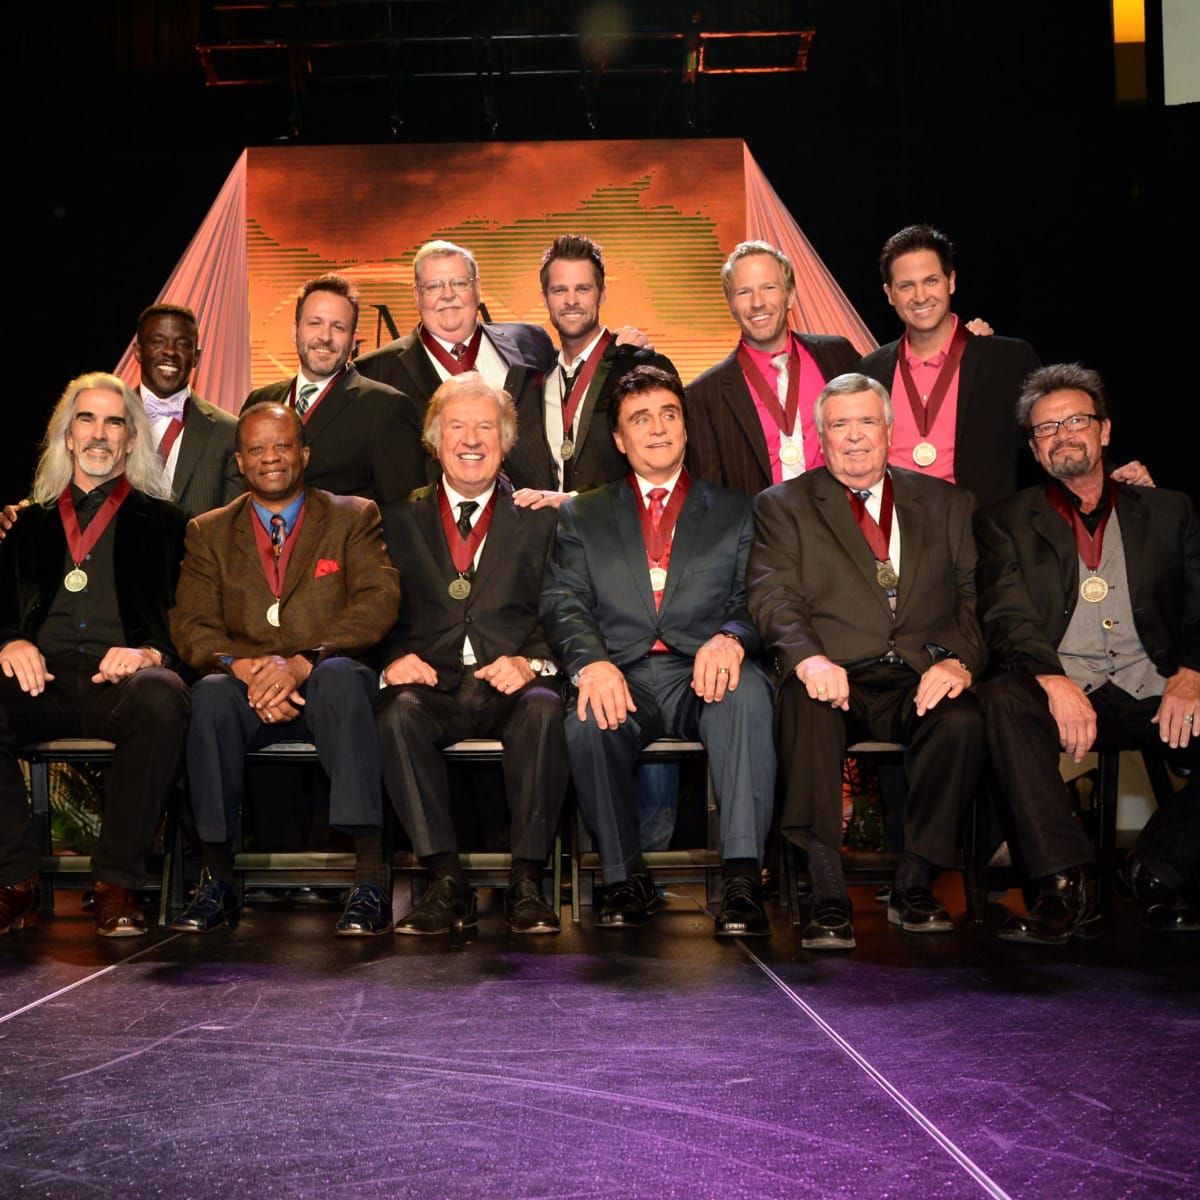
[685,334,860,497]
[859,331,1041,508]
[541,475,761,677]
[0,488,187,666]
[975,482,1200,680]
[169,487,400,672]
[505,343,677,494]
[747,466,986,682]
[171,391,243,518]
[379,478,557,690]
[242,366,425,505]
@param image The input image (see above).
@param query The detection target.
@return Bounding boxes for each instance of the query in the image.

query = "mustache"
[84,440,113,452]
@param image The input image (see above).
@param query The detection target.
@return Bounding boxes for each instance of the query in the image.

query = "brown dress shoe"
[0,875,40,933]
[94,881,147,938]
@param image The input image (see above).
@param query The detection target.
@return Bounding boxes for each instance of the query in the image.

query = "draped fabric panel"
[743,145,876,355]
[114,151,250,413]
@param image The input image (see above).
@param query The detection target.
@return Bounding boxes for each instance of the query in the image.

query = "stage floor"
[2,881,1198,1199]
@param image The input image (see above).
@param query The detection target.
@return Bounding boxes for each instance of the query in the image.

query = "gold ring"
[717,667,729,676]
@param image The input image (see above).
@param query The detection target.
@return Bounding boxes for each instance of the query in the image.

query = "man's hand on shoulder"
[0,499,29,542]
[613,325,652,350]
[0,639,54,696]
[1110,460,1155,488]
[512,488,572,510]
[1036,673,1097,762]
[1153,666,1200,750]
[475,655,535,694]
[964,317,993,336]
[692,633,744,703]
[796,655,849,711]
[382,653,438,688]
[575,660,636,730]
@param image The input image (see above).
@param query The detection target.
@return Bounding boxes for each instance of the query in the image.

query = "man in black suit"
[505,234,676,505]
[377,374,567,935]
[686,241,861,498]
[542,366,776,937]
[242,273,425,504]
[976,363,1200,941]
[748,373,986,951]
[133,303,242,517]
[0,373,189,937]
[355,239,554,438]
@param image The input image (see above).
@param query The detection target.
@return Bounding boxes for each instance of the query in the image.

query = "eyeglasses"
[417,276,477,297]
[1030,412,1099,439]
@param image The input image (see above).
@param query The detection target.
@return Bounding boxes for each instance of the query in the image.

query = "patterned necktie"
[647,487,668,531]
[855,489,871,504]
[295,382,319,416]
[270,514,286,559]
[451,342,469,363]
[456,500,478,540]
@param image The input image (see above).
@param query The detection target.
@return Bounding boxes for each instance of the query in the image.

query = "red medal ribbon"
[289,365,348,425]
[437,484,498,575]
[560,328,615,435]
[845,474,895,563]
[57,476,133,567]
[156,398,189,463]
[897,322,969,438]
[736,335,801,437]
[250,501,308,598]
[629,469,691,574]
[419,325,484,376]
[1045,479,1117,572]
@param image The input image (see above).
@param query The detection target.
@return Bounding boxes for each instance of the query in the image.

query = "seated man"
[748,373,986,951]
[377,374,567,935]
[0,373,189,937]
[169,403,400,936]
[976,363,1200,941]
[541,366,776,937]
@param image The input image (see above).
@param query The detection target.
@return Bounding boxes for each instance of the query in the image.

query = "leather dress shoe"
[504,878,560,934]
[171,869,239,934]
[714,875,770,939]
[1119,858,1200,933]
[998,864,1099,945]
[94,880,147,938]
[335,883,393,936]
[801,897,855,950]
[888,886,953,933]
[597,870,661,928]
[395,875,477,935]
[0,875,39,934]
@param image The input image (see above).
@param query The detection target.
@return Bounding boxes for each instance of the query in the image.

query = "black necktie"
[456,501,478,540]
[561,365,579,409]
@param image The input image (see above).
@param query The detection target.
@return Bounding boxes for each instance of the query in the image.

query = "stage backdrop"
[116,141,874,411]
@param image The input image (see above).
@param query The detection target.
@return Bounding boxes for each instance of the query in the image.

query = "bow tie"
[143,395,186,422]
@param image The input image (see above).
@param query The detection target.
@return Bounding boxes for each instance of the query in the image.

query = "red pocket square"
[314,558,341,578]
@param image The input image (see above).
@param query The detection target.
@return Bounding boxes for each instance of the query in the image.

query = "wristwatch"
[526,657,557,676]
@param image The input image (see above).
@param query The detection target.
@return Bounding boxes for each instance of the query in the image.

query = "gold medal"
[875,563,899,589]
[912,441,938,467]
[1080,575,1109,603]
[560,438,575,461]
[779,440,802,466]
[649,566,668,591]
[266,601,281,627]
[448,576,472,600]
[64,567,88,592]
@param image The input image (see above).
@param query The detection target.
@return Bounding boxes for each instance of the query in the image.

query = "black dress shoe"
[395,875,477,936]
[171,869,239,934]
[504,878,560,935]
[335,883,393,936]
[714,876,770,939]
[801,897,855,950]
[0,874,39,934]
[888,886,953,933]
[1119,858,1200,933]
[597,870,661,928]
[998,864,1099,945]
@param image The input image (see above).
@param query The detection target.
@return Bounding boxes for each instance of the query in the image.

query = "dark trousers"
[566,652,776,884]
[376,673,567,862]
[186,657,382,844]
[775,663,984,866]
[0,657,189,888]
[979,674,1200,886]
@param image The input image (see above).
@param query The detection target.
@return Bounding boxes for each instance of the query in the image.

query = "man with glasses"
[975,364,1200,941]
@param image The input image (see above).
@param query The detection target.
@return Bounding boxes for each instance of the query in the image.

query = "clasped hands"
[233,654,312,724]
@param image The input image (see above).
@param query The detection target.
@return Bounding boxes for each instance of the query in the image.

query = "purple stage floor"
[2,882,1198,1199]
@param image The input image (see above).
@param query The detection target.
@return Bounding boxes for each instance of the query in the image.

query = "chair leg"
[1096,749,1121,911]
[29,761,55,913]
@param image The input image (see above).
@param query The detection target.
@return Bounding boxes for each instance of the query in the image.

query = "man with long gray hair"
[0,372,190,937]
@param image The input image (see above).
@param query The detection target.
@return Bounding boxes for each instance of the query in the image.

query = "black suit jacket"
[505,342,678,494]
[242,366,425,504]
[975,482,1200,680]
[747,466,986,682]
[541,475,761,677]
[859,331,1041,508]
[171,391,243,518]
[685,334,860,497]
[379,478,557,690]
[0,488,187,666]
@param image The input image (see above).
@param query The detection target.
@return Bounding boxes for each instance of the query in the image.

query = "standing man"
[505,234,676,504]
[133,303,243,517]
[0,373,189,937]
[542,366,777,937]
[748,373,986,951]
[686,241,861,497]
[976,364,1200,941]
[169,403,400,936]
[243,273,425,504]
[377,374,567,935]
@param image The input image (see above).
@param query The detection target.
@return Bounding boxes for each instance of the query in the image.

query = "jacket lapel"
[472,481,515,594]
[612,482,658,624]
[1113,485,1148,610]
[722,362,772,485]
[1030,491,1080,593]
[280,490,325,604]
[302,369,357,447]
[659,480,707,613]
[953,333,982,441]
[813,469,894,621]
[411,484,456,577]
[170,392,210,499]
[485,325,523,370]
[889,472,926,619]
[571,341,617,465]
